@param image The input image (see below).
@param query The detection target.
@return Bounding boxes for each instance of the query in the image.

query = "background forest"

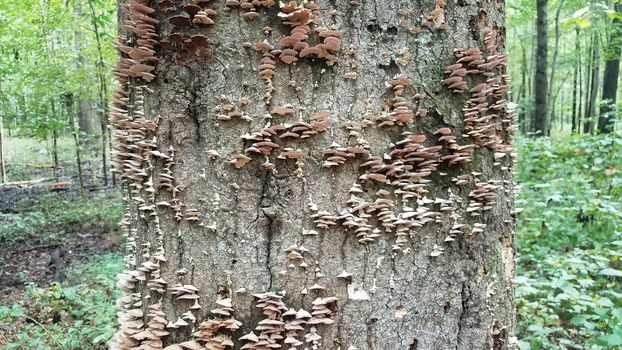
[0,0,621,349]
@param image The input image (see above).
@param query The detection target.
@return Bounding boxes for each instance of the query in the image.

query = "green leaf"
[599,268,622,277]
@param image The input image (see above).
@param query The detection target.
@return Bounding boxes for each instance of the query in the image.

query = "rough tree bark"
[598,3,622,133]
[533,0,548,136]
[109,1,517,349]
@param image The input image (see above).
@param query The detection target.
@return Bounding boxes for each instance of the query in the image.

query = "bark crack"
[455,281,471,349]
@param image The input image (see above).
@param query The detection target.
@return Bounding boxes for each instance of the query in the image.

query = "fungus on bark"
[376,74,414,127]
[422,0,448,30]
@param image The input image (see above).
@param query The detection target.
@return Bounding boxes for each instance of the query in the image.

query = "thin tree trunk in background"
[87,0,110,186]
[547,0,564,131]
[572,28,579,133]
[50,100,60,179]
[583,35,593,133]
[550,76,568,133]
[533,0,549,136]
[110,132,116,186]
[0,115,6,184]
[578,29,584,134]
[585,32,600,133]
[519,36,528,133]
[65,94,85,193]
[598,3,622,133]
[72,118,85,193]
[527,39,534,131]
[109,0,517,349]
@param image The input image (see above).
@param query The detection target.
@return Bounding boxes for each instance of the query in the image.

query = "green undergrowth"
[0,253,124,349]
[514,134,622,349]
[0,190,123,245]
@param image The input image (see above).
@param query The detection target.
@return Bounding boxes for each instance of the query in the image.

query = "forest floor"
[0,187,122,305]
[0,136,120,303]
[0,187,123,349]
[0,134,621,349]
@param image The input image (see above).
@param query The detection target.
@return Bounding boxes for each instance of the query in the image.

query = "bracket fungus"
[376,74,414,127]
[422,0,448,30]
[190,296,242,349]
[116,1,159,82]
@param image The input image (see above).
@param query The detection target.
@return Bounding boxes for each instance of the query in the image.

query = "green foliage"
[0,0,117,138]
[3,136,105,181]
[0,190,122,244]
[0,253,124,349]
[515,134,622,349]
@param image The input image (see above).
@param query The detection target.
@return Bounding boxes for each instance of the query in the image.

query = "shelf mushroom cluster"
[277,1,341,66]
[239,293,337,350]
[467,180,500,216]
[168,0,217,27]
[215,98,253,122]
[192,297,242,349]
[226,0,276,20]
[376,74,414,127]
[309,133,464,249]
[240,292,288,349]
[116,1,159,82]
[229,112,331,173]
[158,2,215,63]
[252,2,341,103]
[321,145,369,168]
[421,0,447,30]
[130,303,170,349]
[442,27,515,161]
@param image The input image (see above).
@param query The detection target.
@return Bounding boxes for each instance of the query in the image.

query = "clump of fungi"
[240,292,287,349]
[237,292,337,350]
[116,0,159,82]
[249,1,341,103]
[216,97,253,122]
[192,296,242,349]
[226,0,276,21]
[254,41,277,104]
[130,303,169,349]
[422,0,448,30]
[276,1,342,66]
[321,144,369,168]
[229,112,331,175]
[308,132,455,250]
[160,0,215,63]
[376,74,414,127]
[441,27,514,162]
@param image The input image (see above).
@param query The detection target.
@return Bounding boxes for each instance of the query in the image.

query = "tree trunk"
[533,0,549,136]
[518,36,528,133]
[87,0,111,186]
[50,100,60,178]
[547,0,563,128]
[0,114,6,184]
[584,32,600,134]
[571,28,579,134]
[598,3,622,133]
[78,99,99,134]
[109,1,517,350]
[577,28,583,134]
[65,94,85,192]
